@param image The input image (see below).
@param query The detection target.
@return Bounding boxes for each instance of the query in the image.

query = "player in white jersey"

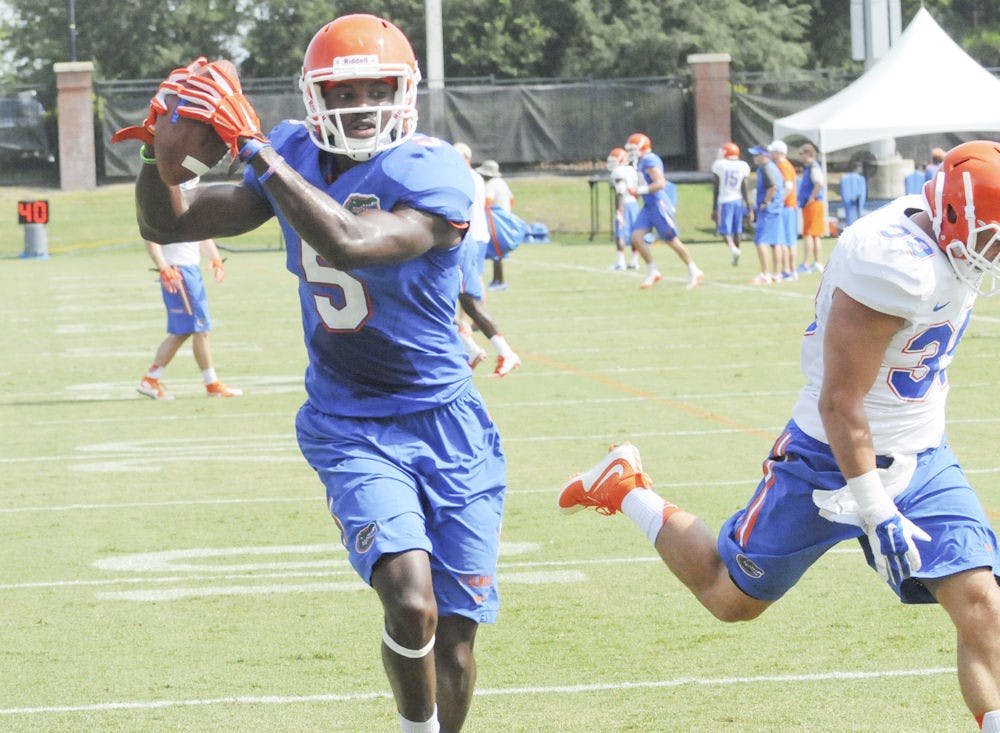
[607,147,641,270]
[711,142,752,265]
[137,179,241,400]
[559,141,1000,731]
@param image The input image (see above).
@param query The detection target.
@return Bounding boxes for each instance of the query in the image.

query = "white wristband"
[846,469,893,523]
[490,334,513,357]
[636,184,649,195]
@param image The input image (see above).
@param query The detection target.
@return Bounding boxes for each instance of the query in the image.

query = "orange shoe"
[558,442,651,515]
[206,381,243,397]
[640,272,662,289]
[137,377,173,400]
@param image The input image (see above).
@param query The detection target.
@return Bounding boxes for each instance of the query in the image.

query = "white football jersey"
[610,164,639,204]
[791,195,977,454]
[711,157,751,205]
[160,240,201,267]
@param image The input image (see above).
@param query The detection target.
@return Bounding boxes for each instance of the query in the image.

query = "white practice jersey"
[711,157,751,205]
[484,176,514,211]
[161,240,201,267]
[791,195,977,455]
[468,168,489,243]
[610,164,639,205]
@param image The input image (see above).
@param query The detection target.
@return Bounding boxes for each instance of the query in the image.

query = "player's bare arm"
[136,161,272,243]
[817,288,904,478]
[645,164,667,193]
[244,144,463,269]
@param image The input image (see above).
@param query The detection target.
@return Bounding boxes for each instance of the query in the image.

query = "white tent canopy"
[773,7,1000,153]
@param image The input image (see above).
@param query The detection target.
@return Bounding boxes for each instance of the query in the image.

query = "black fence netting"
[98,76,688,181]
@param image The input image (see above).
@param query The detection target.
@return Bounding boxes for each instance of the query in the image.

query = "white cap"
[767,140,788,155]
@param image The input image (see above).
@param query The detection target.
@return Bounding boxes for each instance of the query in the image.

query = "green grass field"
[2,179,999,732]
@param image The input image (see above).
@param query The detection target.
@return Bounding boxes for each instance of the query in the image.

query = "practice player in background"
[607,146,641,271]
[626,132,704,290]
[457,233,521,377]
[559,141,1000,732]
[710,142,751,266]
[114,14,506,733]
[138,179,241,400]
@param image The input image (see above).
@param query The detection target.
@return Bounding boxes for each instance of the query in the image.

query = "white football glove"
[813,456,930,589]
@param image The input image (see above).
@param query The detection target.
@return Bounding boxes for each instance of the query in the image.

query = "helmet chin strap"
[962,171,978,251]
[930,170,945,241]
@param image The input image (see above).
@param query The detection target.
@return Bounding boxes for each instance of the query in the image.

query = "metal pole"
[425,0,445,136]
[68,0,78,61]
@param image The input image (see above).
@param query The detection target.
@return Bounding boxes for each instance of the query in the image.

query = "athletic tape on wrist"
[382,627,435,659]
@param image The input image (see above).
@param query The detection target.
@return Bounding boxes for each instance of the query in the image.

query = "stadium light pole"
[68,0,78,61]
[425,0,445,136]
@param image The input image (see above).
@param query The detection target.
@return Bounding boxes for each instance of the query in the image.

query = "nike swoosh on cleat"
[932,301,950,311]
[591,460,629,498]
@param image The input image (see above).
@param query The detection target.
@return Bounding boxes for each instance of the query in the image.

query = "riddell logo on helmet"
[334,55,379,68]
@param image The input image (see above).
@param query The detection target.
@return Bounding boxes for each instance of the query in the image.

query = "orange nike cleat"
[558,442,651,516]
[137,377,173,400]
[205,381,243,397]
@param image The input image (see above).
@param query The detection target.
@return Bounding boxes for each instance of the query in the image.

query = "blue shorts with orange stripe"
[162,264,211,334]
[634,200,679,241]
[295,384,507,623]
[718,420,1000,604]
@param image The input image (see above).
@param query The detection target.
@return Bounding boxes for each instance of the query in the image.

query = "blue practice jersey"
[245,121,475,418]
[636,152,674,214]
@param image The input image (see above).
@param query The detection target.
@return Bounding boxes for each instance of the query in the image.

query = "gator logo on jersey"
[344,193,381,215]
[355,522,378,553]
[735,554,764,579]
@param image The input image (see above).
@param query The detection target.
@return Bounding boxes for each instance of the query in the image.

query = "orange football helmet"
[606,147,629,171]
[625,133,652,162]
[299,14,421,161]
[721,142,740,159]
[923,140,1000,296]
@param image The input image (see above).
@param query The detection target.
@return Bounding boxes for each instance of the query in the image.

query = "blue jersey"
[755,160,785,215]
[797,160,825,207]
[245,122,475,417]
[635,152,673,214]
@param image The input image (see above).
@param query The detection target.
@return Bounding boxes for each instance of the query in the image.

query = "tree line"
[1,0,996,88]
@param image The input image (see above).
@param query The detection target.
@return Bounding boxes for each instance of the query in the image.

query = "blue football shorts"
[634,200,679,241]
[718,420,1000,604]
[616,200,640,243]
[716,200,745,236]
[295,385,507,623]
[753,208,782,245]
[780,206,798,246]
[162,264,211,334]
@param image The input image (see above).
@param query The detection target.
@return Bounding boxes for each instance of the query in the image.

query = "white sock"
[982,710,1000,733]
[399,707,439,733]
[202,367,218,385]
[687,261,701,275]
[146,364,164,379]
[647,263,659,275]
[622,489,668,544]
[616,252,625,266]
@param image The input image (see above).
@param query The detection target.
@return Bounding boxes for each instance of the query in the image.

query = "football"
[153,59,237,186]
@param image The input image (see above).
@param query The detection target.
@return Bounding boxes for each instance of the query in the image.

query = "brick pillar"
[54,61,97,191]
[686,53,732,172]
